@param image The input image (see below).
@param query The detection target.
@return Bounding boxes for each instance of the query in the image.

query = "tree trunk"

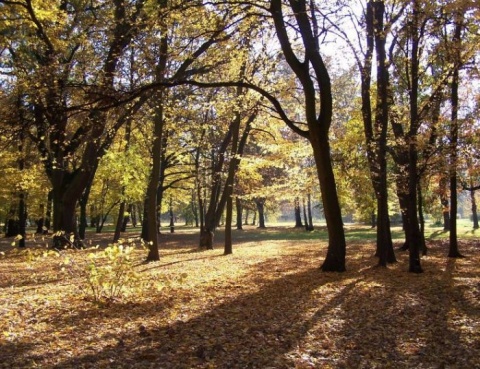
[17,192,27,248]
[440,177,450,231]
[121,209,130,232]
[310,133,346,272]
[113,201,126,243]
[470,189,479,229]
[236,197,243,230]
[417,182,427,255]
[255,198,266,228]
[448,20,463,258]
[294,197,303,228]
[307,193,314,231]
[145,91,165,261]
[169,197,175,234]
[302,197,308,230]
[224,194,233,255]
[130,203,137,228]
[270,0,346,272]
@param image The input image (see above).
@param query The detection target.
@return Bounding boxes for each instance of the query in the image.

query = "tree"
[268,0,346,271]
[0,0,149,243]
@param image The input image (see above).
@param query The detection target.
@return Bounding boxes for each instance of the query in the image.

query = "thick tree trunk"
[311,133,346,272]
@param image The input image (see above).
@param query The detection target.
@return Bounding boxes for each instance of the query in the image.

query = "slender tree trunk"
[403,1,423,273]
[417,182,427,255]
[224,194,233,255]
[169,196,175,234]
[448,19,463,258]
[270,0,346,272]
[16,134,26,247]
[17,192,26,248]
[78,196,88,240]
[145,92,164,261]
[236,197,243,230]
[130,204,137,228]
[307,193,314,231]
[140,198,149,240]
[440,177,450,230]
[302,197,308,230]
[294,197,303,228]
[470,188,479,229]
[44,190,52,233]
[113,202,126,243]
[255,198,266,228]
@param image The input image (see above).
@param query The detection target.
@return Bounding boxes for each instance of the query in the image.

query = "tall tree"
[268,0,346,271]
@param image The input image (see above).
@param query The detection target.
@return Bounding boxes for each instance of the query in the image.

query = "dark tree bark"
[223,80,256,254]
[417,182,427,255]
[270,0,346,271]
[130,204,137,228]
[302,197,308,230]
[307,193,314,231]
[255,198,266,228]
[448,13,464,258]
[169,196,175,234]
[440,177,450,231]
[236,197,243,230]
[404,1,424,273]
[471,189,479,229]
[113,202,126,243]
[294,197,303,228]
[244,208,250,226]
[145,87,165,261]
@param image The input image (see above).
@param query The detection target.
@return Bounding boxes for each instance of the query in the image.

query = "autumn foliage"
[1,226,479,368]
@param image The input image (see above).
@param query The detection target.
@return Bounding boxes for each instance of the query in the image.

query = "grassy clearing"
[0,224,479,368]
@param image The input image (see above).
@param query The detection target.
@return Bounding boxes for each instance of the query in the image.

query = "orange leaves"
[0,227,480,367]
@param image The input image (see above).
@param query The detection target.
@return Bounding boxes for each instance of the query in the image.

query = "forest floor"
[0,224,479,368]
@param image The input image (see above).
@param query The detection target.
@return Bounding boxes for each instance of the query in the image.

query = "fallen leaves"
[0,227,479,368]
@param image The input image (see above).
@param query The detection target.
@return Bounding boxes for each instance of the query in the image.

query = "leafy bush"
[62,243,139,302]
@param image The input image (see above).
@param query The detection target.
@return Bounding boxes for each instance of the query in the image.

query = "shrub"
[62,243,139,302]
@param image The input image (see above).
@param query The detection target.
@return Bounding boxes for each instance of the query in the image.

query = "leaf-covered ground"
[1,226,479,368]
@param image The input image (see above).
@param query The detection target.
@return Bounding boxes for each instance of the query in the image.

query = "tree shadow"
[333,256,480,368]
[44,265,353,368]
